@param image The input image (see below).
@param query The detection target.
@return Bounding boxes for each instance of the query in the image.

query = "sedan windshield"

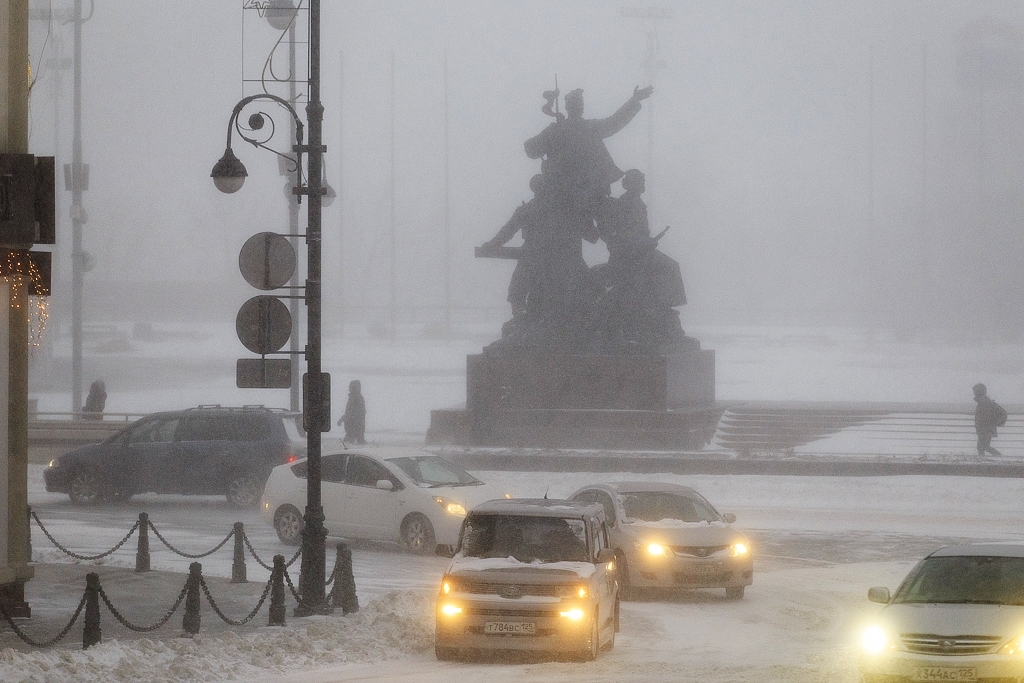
[387,456,482,488]
[460,514,589,563]
[619,491,720,523]
[893,556,1024,605]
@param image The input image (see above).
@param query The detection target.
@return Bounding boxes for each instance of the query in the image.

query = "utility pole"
[70,0,83,415]
[389,50,396,341]
[286,18,301,419]
[620,6,671,214]
[443,49,451,340]
[0,0,36,616]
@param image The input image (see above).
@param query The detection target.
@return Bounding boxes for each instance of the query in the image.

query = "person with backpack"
[973,383,1006,459]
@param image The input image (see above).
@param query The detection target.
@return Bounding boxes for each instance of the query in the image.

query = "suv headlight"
[558,584,589,599]
[434,497,467,516]
[861,625,893,654]
[441,577,458,595]
[729,542,749,557]
[635,541,668,556]
[998,635,1024,655]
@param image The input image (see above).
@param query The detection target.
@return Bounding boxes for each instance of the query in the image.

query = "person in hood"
[337,380,366,445]
[973,383,1005,459]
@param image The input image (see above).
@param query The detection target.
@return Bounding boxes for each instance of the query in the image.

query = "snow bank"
[0,590,434,683]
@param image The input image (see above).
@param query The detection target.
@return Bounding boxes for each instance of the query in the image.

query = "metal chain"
[283,566,303,603]
[32,509,139,561]
[0,596,87,648]
[148,520,234,559]
[98,580,189,633]
[241,529,302,570]
[199,575,273,626]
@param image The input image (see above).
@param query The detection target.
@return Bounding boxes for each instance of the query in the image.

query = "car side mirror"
[722,513,736,524]
[867,587,891,604]
[376,479,394,491]
[435,544,455,558]
[595,548,615,564]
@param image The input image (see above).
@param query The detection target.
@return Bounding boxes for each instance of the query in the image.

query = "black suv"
[44,406,300,507]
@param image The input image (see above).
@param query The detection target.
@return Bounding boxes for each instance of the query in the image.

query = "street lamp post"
[211,0,329,616]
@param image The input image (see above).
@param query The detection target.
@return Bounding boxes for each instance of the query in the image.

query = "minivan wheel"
[274,505,304,545]
[226,473,261,508]
[725,586,745,600]
[435,645,458,661]
[401,513,435,554]
[68,469,104,506]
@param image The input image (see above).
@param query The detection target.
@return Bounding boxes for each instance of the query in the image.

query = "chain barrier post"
[268,554,286,626]
[337,542,359,614]
[182,562,202,636]
[231,522,247,583]
[82,572,101,649]
[135,512,150,573]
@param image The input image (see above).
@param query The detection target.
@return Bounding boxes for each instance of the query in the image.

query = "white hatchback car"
[860,543,1024,683]
[260,447,502,553]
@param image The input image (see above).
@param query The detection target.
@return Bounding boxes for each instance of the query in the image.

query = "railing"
[13,507,359,649]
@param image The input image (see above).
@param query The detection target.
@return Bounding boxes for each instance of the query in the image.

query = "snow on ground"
[11,465,1024,682]
[11,325,1024,681]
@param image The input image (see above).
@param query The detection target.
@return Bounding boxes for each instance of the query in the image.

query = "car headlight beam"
[861,625,891,654]
[434,497,467,516]
[440,603,462,616]
[729,542,749,557]
[998,634,1024,655]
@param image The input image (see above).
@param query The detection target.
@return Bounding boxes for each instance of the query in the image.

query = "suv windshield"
[893,556,1024,605]
[387,456,482,488]
[460,514,589,563]
[619,491,720,523]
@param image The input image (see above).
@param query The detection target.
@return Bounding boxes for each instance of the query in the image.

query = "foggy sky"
[24,1,1024,334]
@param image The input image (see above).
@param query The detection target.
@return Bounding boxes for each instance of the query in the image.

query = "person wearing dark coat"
[82,380,106,420]
[973,383,1003,458]
[337,380,366,444]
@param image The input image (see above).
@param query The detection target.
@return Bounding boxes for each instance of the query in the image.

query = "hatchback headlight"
[861,625,893,654]
[998,635,1024,655]
[434,497,467,516]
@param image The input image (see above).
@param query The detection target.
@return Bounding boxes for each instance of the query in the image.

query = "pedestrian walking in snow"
[82,380,106,420]
[337,380,367,444]
[973,383,1007,459]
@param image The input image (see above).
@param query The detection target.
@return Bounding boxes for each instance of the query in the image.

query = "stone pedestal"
[427,348,718,450]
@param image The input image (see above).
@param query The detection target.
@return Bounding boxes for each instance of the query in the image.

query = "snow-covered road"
[6,465,1022,682]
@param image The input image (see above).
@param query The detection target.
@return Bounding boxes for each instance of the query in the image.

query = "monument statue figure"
[524,85,653,239]
[592,169,691,353]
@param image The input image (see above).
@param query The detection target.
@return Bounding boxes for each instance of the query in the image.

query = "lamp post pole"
[212,0,329,614]
[296,0,328,616]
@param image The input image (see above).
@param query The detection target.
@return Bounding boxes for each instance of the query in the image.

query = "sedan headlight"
[434,497,467,516]
[861,625,893,654]
[998,635,1024,655]
[729,542,749,557]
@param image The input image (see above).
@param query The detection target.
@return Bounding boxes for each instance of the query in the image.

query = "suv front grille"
[463,607,561,618]
[900,633,1003,655]
[670,544,729,557]
[458,581,562,597]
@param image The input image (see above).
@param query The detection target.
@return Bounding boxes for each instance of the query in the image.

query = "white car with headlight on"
[859,543,1024,683]
[568,481,752,599]
[260,447,502,553]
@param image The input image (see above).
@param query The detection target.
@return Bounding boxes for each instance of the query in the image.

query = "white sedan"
[568,481,753,599]
[260,447,503,553]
